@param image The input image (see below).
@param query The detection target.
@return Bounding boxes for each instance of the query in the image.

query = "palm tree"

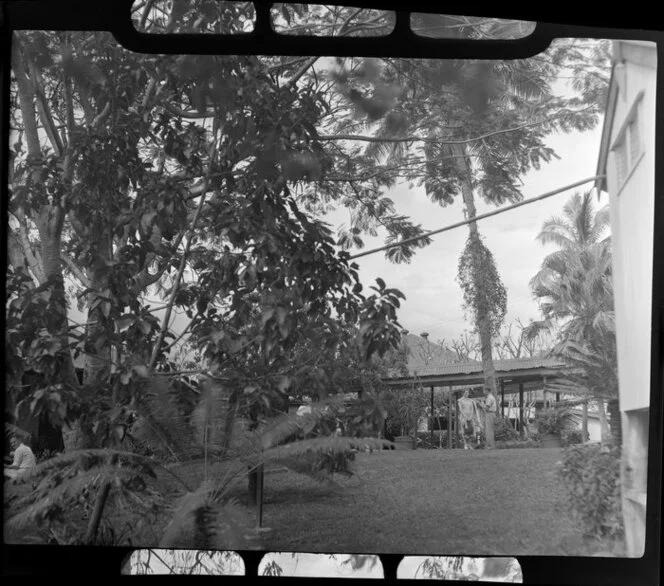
[526,191,617,443]
[536,191,611,249]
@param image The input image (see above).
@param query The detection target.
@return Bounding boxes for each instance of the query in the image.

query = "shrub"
[496,439,540,449]
[494,417,518,442]
[557,443,624,540]
[561,428,587,447]
[527,428,541,443]
[534,407,580,437]
[416,431,447,449]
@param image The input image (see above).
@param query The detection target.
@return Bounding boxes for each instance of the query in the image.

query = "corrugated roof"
[389,356,566,379]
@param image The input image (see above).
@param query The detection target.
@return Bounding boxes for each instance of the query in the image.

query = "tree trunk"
[451,143,498,396]
[596,398,612,444]
[84,226,114,384]
[607,398,622,445]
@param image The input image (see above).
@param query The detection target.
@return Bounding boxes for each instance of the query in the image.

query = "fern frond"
[279,454,343,484]
[160,480,211,548]
[262,435,393,469]
[132,378,195,461]
[258,396,345,450]
[6,464,139,531]
[190,380,238,456]
[210,498,254,550]
[159,480,252,550]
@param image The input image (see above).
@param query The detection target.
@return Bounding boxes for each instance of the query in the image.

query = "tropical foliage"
[558,443,624,540]
[6,3,613,546]
[527,192,617,442]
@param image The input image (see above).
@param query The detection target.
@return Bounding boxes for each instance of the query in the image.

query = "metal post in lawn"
[256,462,265,528]
[454,391,459,449]
[447,385,453,449]
[519,383,525,440]
[430,386,435,447]
[500,379,505,418]
[582,400,589,442]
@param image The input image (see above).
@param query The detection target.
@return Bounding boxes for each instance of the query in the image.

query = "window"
[611,92,644,190]
[628,108,642,165]
[615,140,629,186]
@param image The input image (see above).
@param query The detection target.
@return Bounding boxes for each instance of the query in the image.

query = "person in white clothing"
[4,434,37,480]
[458,390,481,449]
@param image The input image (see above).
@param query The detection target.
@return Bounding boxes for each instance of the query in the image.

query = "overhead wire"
[347,175,606,260]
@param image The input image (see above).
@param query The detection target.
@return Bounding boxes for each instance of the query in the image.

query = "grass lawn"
[5,447,621,556]
[255,448,601,556]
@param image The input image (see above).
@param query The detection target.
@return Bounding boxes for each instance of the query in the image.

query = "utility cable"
[348,176,606,261]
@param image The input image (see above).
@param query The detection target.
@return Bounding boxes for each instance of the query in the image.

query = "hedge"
[557,443,624,540]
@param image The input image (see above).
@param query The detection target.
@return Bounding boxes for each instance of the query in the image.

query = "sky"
[318,123,606,345]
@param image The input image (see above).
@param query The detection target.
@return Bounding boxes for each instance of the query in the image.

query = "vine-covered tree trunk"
[452,143,499,396]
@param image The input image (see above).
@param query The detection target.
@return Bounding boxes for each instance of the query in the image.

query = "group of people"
[457,387,497,450]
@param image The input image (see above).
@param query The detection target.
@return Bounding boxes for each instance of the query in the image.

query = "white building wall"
[606,56,657,413]
[603,42,657,558]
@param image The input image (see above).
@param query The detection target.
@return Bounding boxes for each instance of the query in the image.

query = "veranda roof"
[384,356,576,391]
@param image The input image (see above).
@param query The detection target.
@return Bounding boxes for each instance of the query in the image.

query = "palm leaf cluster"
[527,191,618,441]
[5,372,394,547]
[4,448,157,537]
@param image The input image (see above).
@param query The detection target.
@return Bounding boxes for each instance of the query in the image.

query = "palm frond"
[262,435,393,464]
[159,479,253,550]
[536,216,576,248]
[258,396,345,450]
[6,464,140,532]
[190,380,238,457]
[131,377,195,461]
[159,480,211,548]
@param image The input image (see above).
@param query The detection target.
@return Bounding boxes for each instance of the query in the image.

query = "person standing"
[483,388,497,449]
[458,390,479,450]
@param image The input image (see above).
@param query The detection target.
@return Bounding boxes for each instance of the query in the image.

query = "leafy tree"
[526,192,616,442]
[315,32,610,397]
[6,7,408,542]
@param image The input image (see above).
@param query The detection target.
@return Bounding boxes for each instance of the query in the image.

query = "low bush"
[494,417,519,442]
[496,439,540,449]
[534,407,580,437]
[527,428,541,443]
[557,443,624,540]
[560,429,587,447]
[416,431,447,449]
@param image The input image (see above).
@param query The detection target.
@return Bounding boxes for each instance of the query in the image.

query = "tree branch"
[28,61,64,156]
[319,107,595,146]
[140,0,158,30]
[61,252,91,288]
[148,191,209,371]
[12,210,45,284]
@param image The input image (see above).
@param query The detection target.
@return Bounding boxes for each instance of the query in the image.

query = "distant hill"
[401,333,460,374]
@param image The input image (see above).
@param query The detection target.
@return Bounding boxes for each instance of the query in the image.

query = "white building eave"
[595,65,618,196]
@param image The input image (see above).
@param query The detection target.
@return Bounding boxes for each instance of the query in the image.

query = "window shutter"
[628,108,641,166]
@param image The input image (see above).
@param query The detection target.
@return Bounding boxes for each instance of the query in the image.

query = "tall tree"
[318,33,609,396]
[526,192,616,442]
